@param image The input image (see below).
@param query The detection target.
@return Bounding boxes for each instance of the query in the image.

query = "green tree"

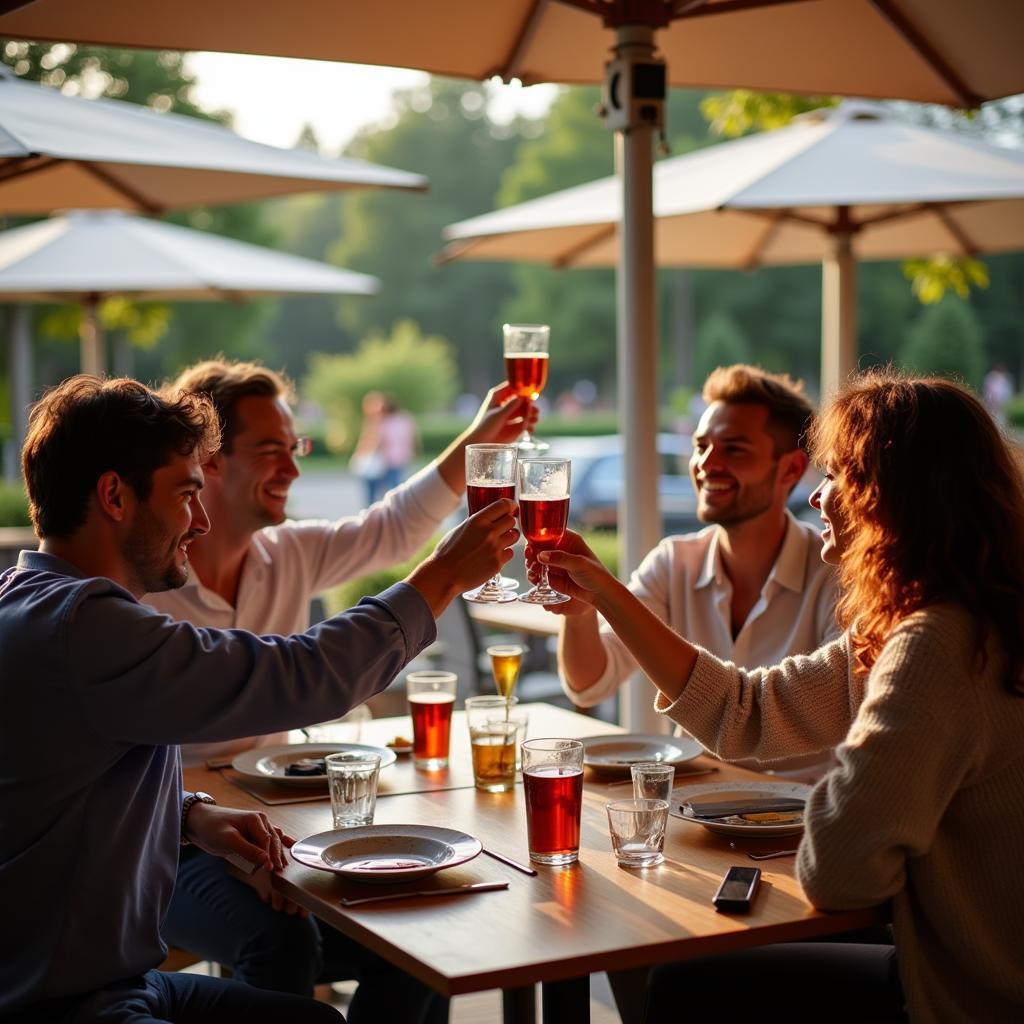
[694,311,752,383]
[899,296,987,388]
[304,320,458,452]
[331,78,530,396]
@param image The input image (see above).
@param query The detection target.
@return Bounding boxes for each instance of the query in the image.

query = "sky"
[186,52,559,153]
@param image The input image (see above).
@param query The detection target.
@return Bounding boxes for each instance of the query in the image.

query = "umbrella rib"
[931,203,979,256]
[673,0,813,20]
[555,223,617,268]
[0,154,60,185]
[78,161,166,216]
[867,0,981,108]
[497,0,552,83]
[740,211,787,270]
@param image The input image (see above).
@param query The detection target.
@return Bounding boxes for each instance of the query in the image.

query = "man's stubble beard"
[124,502,189,593]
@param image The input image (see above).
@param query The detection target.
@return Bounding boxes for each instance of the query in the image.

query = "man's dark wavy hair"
[22,375,220,539]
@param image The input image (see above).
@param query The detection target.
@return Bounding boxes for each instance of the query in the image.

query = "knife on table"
[683,797,805,819]
[340,881,509,907]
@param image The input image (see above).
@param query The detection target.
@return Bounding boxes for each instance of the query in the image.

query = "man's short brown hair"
[22,376,220,539]
[170,358,295,452]
[701,364,815,455]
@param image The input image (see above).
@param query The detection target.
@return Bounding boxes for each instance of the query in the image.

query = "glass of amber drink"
[518,458,571,606]
[522,738,584,865]
[503,323,550,452]
[463,443,518,604]
[406,671,457,770]
[465,695,519,793]
[487,643,525,698]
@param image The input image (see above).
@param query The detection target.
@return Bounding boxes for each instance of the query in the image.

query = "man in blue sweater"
[0,376,518,1023]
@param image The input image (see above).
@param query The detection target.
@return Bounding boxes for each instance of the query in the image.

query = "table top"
[188,703,886,997]
[467,599,562,637]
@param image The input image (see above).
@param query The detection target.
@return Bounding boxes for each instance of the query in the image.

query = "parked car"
[544,434,821,536]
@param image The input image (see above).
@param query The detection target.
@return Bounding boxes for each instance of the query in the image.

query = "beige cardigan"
[657,603,1024,1023]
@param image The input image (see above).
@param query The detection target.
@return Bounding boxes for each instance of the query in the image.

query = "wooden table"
[468,600,561,638]
[188,704,886,1023]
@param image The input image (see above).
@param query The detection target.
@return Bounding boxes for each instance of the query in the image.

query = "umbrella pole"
[820,221,857,400]
[6,304,32,482]
[611,24,663,734]
[80,294,106,377]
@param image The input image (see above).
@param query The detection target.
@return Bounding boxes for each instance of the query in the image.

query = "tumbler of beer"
[518,458,571,606]
[503,323,550,452]
[406,671,457,770]
[463,443,518,605]
[487,643,525,699]
[465,695,519,793]
[522,738,585,865]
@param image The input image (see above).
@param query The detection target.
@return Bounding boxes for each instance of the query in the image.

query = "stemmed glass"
[487,643,524,699]
[463,443,518,604]
[518,457,571,605]
[503,323,550,453]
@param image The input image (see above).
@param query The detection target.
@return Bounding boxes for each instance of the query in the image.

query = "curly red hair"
[809,369,1024,694]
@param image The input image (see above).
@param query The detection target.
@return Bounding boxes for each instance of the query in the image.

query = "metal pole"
[612,24,663,734]
[80,294,106,377]
[820,228,857,401]
[6,304,31,482]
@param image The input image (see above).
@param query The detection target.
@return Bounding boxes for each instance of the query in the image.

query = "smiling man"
[0,375,516,1024]
[144,358,532,1019]
[558,365,840,777]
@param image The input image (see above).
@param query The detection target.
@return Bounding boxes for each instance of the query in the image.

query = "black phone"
[712,865,761,913]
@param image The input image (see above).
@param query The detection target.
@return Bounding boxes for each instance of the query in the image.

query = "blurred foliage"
[903,254,990,304]
[694,312,752,384]
[0,481,30,526]
[700,90,836,137]
[898,296,987,389]
[1006,394,1024,428]
[304,320,458,452]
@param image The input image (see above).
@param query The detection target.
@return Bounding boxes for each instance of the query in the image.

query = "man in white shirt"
[147,358,533,1022]
[558,364,840,774]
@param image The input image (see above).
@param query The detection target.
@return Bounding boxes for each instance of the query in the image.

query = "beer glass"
[487,643,525,698]
[522,738,584,865]
[503,323,550,452]
[518,458,571,605]
[463,443,518,604]
[406,670,457,770]
[465,695,518,793]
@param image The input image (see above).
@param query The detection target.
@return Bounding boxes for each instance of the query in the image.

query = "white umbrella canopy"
[12,0,1019,731]
[0,209,378,373]
[0,66,426,214]
[442,101,1024,391]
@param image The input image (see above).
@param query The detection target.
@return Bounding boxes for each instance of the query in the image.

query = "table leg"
[541,975,590,1024]
[502,985,536,1024]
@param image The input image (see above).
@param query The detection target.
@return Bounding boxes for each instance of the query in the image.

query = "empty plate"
[581,734,703,776]
[232,742,397,788]
[291,824,482,882]
[671,780,812,837]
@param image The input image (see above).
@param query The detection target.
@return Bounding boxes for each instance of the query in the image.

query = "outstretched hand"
[526,529,617,616]
[408,499,519,616]
[463,383,538,447]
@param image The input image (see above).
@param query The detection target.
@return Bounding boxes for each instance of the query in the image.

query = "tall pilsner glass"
[518,457,571,606]
[463,443,518,604]
[503,323,550,453]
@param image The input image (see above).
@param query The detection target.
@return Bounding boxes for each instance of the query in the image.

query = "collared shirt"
[146,464,460,765]
[562,513,840,773]
[0,551,435,1015]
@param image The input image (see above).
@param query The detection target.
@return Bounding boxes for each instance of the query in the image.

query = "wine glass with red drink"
[503,323,550,453]
[463,443,519,604]
[518,457,571,606]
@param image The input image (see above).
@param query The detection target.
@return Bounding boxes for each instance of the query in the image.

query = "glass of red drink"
[522,738,585,865]
[463,443,519,604]
[518,457,571,605]
[503,323,550,453]
[406,670,457,770]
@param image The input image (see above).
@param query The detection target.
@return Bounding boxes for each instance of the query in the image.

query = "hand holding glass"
[463,444,518,604]
[503,323,550,452]
[519,458,571,606]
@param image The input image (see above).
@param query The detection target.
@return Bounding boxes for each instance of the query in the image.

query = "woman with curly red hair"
[541,369,1024,1022]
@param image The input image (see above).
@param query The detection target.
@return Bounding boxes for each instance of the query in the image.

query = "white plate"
[232,743,397,788]
[671,780,811,837]
[581,733,703,775]
[291,824,482,883]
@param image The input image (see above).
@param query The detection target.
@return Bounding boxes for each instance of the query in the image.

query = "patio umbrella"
[11,0,1019,730]
[0,208,378,378]
[440,100,1024,395]
[0,65,427,214]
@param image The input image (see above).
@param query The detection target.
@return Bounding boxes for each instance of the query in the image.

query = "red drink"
[467,482,516,516]
[519,495,569,554]
[524,766,584,863]
[409,692,455,769]
[505,353,549,400]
